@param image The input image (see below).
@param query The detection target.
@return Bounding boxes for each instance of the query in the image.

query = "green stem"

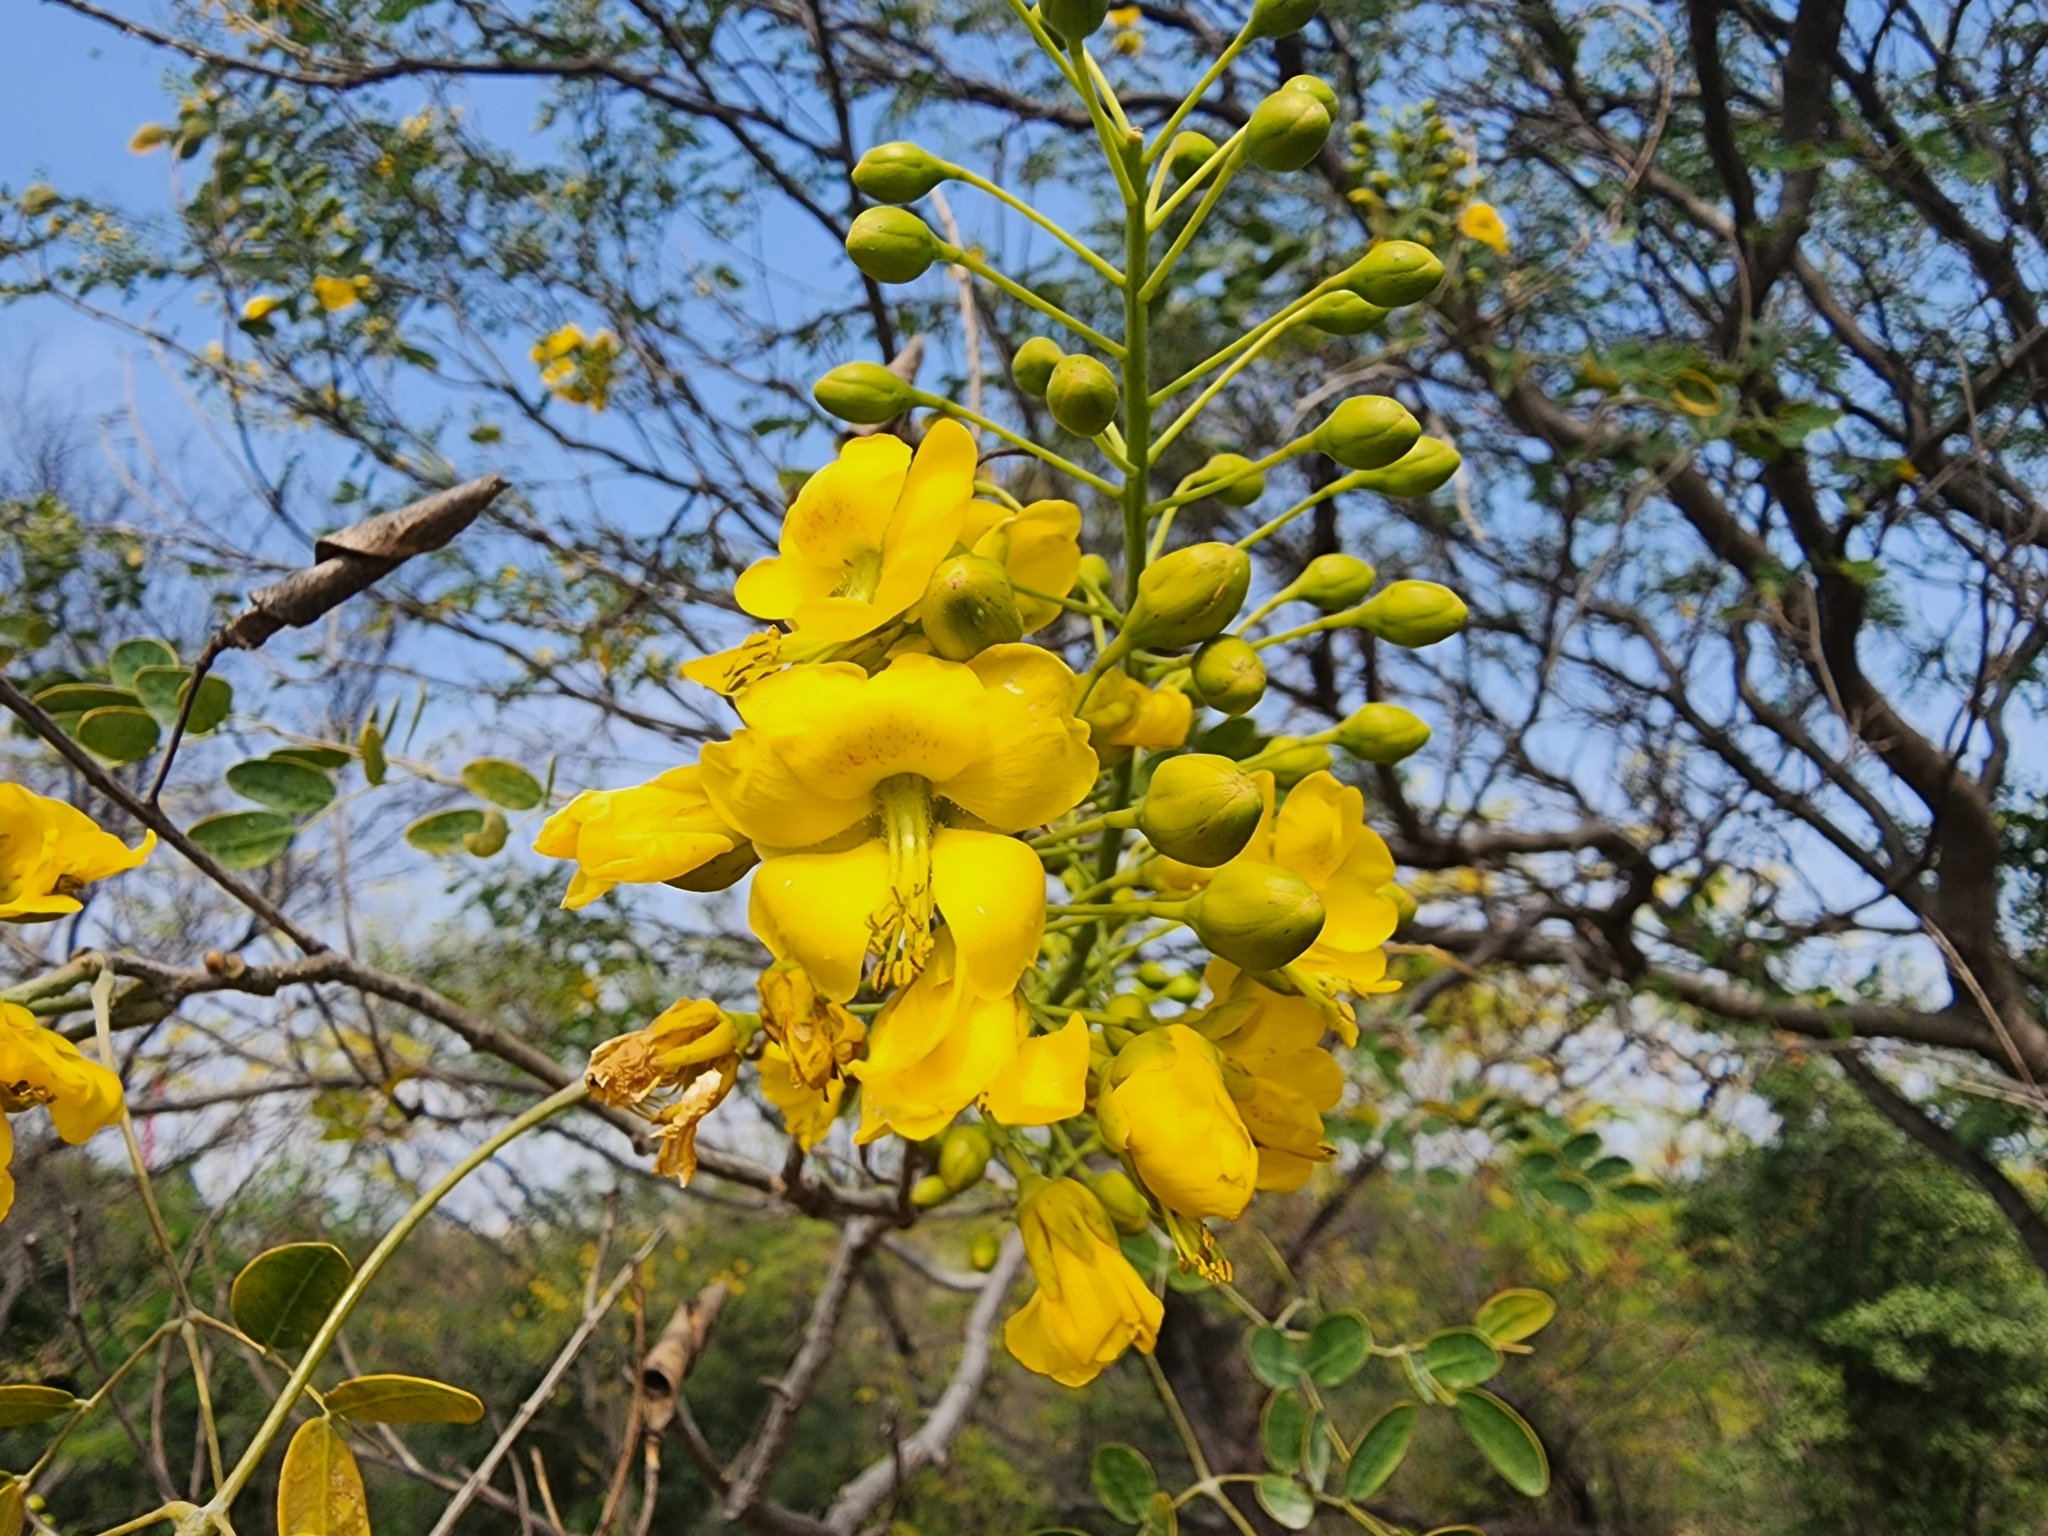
[1148,124,1248,231]
[1151,269,1357,405]
[920,395,1120,494]
[1150,315,1297,458]
[1235,475,1367,550]
[950,250,1124,356]
[25,1322,182,1483]
[1140,141,1246,302]
[1140,29,1252,167]
[949,166,1125,286]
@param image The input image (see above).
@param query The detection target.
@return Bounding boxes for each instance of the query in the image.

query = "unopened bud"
[1137,753,1264,866]
[1334,702,1431,763]
[1355,580,1468,646]
[1168,130,1219,182]
[1186,861,1327,973]
[1046,354,1121,437]
[912,1173,954,1209]
[464,809,509,857]
[1353,437,1462,497]
[1091,1169,1154,1234]
[1127,542,1252,649]
[1306,292,1387,336]
[1040,0,1108,39]
[1013,336,1064,397]
[968,1231,1002,1271]
[1178,452,1264,508]
[1297,552,1377,610]
[665,840,760,892]
[814,361,914,424]
[1345,239,1444,306]
[1077,552,1114,591]
[1189,637,1267,716]
[1380,880,1418,926]
[1248,0,1321,38]
[1284,74,1337,111]
[938,1124,995,1191]
[852,141,950,204]
[20,183,60,217]
[1245,88,1332,173]
[923,554,1024,660]
[1251,738,1332,787]
[1317,396,1422,471]
[845,206,941,284]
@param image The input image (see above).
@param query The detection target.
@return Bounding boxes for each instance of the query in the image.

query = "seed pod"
[852,141,951,204]
[1091,1169,1155,1235]
[1345,239,1444,306]
[1316,395,1422,471]
[845,206,941,284]
[923,553,1025,660]
[1355,579,1469,646]
[813,361,914,424]
[1178,451,1264,508]
[1353,437,1462,497]
[1248,0,1321,38]
[967,1232,1002,1271]
[1306,292,1387,336]
[1297,552,1378,610]
[1013,336,1065,397]
[1046,354,1121,437]
[938,1124,995,1192]
[1333,701,1431,763]
[1186,861,1327,973]
[911,1173,954,1209]
[1167,130,1220,182]
[1137,754,1264,866]
[1126,543,1252,650]
[1040,0,1108,39]
[1189,636,1267,715]
[1245,88,1332,173]
[1284,74,1338,111]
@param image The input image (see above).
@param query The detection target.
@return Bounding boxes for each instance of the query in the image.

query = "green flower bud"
[852,141,951,204]
[1138,753,1264,866]
[1091,1169,1154,1235]
[1186,861,1327,973]
[1284,74,1338,112]
[1163,972,1202,1001]
[1380,880,1418,926]
[922,553,1025,660]
[1353,437,1462,497]
[813,361,914,424]
[1189,637,1267,716]
[1345,239,1444,306]
[1013,336,1065,397]
[1297,552,1378,610]
[1306,292,1387,336]
[1248,0,1321,39]
[912,1173,954,1209]
[1168,130,1220,183]
[938,1124,995,1192]
[1253,738,1333,787]
[1355,579,1469,646]
[1316,395,1422,471]
[1040,0,1107,39]
[1077,552,1114,591]
[1178,452,1265,508]
[968,1231,1002,1271]
[1245,88,1332,173]
[1127,542,1252,649]
[845,206,941,284]
[1046,353,1121,437]
[1333,702,1431,763]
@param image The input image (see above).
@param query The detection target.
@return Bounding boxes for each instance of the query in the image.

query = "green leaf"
[1560,1132,1603,1165]
[1609,1179,1664,1205]
[1474,1289,1555,1345]
[226,758,337,815]
[76,706,161,765]
[1304,1310,1370,1386]
[108,637,178,690]
[1342,1402,1415,1501]
[1533,1177,1594,1214]
[0,1384,83,1427]
[358,717,388,786]
[1454,1389,1549,1496]
[1305,1410,1332,1488]
[131,668,233,736]
[1421,1328,1501,1389]
[1254,1475,1314,1530]
[1584,1155,1633,1183]
[1246,1324,1303,1388]
[34,682,138,716]
[1,1476,22,1536]
[460,757,545,810]
[405,808,487,854]
[1141,1490,1178,1536]
[1262,1388,1307,1472]
[1091,1443,1157,1525]
[324,1374,485,1424]
[187,811,295,871]
[277,1417,370,1536]
[230,1242,353,1349]
[270,746,353,771]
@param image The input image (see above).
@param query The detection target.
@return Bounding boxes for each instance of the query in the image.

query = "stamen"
[832,547,886,604]
[867,773,937,990]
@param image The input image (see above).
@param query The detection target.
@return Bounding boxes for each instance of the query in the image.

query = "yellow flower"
[1081,669,1193,755]
[853,932,1029,1143]
[1004,1176,1163,1387]
[757,961,865,1090]
[128,123,172,154]
[759,1043,845,1150]
[2,1000,125,1225]
[955,498,1083,633]
[734,421,978,645]
[983,1012,1090,1126]
[533,766,750,909]
[702,646,1096,999]
[585,999,739,1185]
[531,326,621,410]
[1457,200,1511,254]
[1098,1024,1257,1221]
[241,294,283,321]
[312,275,366,313]
[1197,974,1341,1191]
[0,784,154,923]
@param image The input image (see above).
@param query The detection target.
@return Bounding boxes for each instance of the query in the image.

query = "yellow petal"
[1004,1294,1107,1387]
[734,435,912,620]
[938,646,1099,831]
[738,656,990,802]
[1271,772,1360,889]
[856,978,1023,1142]
[932,829,1046,999]
[759,1044,844,1150]
[699,726,874,848]
[983,1012,1088,1126]
[748,842,893,1001]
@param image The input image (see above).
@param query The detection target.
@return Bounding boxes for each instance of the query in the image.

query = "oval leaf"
[0,1384,82,1427]
[108,637,179,690]
[1610,1179,1664,1205]
[1474,1289,1555,1345]
[460,758,544,811]
[405,808,486,855]
[1533,1176,1594,1215]
[187,811,296,871]
[132,668,233,736]
[75,706,160,765]
[1254,1475,1314,1531]
[325,1374,485,1425]
[358,718,388,786]
[1142,1490,1178,1536]
[1246,1324,1303,1389]
[271,746,353,771]
[1584,1155,1633,1183]
[1422,1328,1502,1390]
[1091,1443,1157,1525]
[277,1417,370,1536]
[1560,1132,1603,1165]
[231,1242,353,1350]
[226,759,336,815]
[34,683,138,716]
[1304,1311,1370,1387]
[1341,1402,1415,1502]
[1454,1389,1549,1497]
[0,1478,22,1536]
[1261,1388,1307,1474]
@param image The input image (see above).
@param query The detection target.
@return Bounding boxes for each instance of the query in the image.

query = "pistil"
[868,773,937,989]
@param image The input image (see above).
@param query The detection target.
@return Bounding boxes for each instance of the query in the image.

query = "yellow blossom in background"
[1081,669,1192,755]
[532,324,622,410]
[1457,200,1511,253]
[1106,4,1144,55]
[585,999,739,1185]
[312,274,369,313]
[0,784,154,923]
[982,1012,1089,1126]
[534,766,749,909]
[1004,1177,1162,1386]
[241,294,283,321]
[1197,974,1342,1190]
[853,934,1029,1142]
[128,123,172,154]
[2,1000,125,1224]
[1098,1024,1257,1220]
